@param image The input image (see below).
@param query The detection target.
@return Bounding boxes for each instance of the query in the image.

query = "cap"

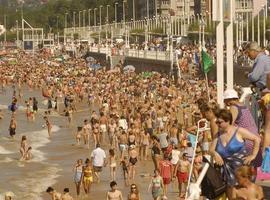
[246,42,262,52]
[223,89,239,100]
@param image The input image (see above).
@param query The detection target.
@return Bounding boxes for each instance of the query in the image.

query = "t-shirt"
[159,160,172,178]
[171,149,181,165]
[90,147,106,167]
[159,132,168,148]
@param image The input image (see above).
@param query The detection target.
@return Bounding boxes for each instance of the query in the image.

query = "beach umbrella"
[123,65,135,72]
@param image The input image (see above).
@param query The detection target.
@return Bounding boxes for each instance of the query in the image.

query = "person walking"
[90,143,106,183]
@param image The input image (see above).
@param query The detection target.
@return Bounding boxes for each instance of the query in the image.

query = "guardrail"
[88,46,171,61]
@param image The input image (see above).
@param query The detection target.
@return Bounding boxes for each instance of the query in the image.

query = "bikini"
[129,157,138,165]
[83,168,93,182]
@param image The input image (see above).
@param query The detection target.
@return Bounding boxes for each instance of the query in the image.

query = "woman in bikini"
[44,116,52,138]
[73,159,83,196]
[148,169,164,200]
[20,135,32,161]
[82,158,93,194]
[92,120,100,148]
[128,145,138,181]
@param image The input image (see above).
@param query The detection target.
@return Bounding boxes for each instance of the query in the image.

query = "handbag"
[201,157,227,199]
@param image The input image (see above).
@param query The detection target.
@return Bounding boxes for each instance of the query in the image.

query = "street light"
[99,5,103,26]
[106,5,110,24]
[133,0,136,22]
[263,5,266,47]
[64,13,68,45]
[94,8,97,26]
[73,12,76,28]
[123,0,126,24]
[115,2,118,27]
[83,10,86,28]
[79,11,82,29]
[146,0,149,19]
[4,15,7,43]
[88,9,92,27]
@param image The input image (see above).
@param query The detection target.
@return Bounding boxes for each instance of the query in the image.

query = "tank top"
[216,128,245,158]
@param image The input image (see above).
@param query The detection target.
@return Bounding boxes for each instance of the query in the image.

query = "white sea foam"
[0,145,13,154]
[0,157,14,163]
[12,166,61,200]
[27,125,60,162]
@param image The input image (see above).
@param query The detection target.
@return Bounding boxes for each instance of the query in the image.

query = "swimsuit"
[83,168,93,182]
[129,157,138,165]
[151,177,163,198]
[74,167,83,183]
[9,127,16,136]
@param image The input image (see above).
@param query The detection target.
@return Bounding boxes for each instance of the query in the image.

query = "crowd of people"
[0,40,269,200]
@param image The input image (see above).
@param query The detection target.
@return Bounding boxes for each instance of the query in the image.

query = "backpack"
[201,157,226,199]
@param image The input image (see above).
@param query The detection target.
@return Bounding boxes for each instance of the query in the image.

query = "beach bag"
[201,157,226,199]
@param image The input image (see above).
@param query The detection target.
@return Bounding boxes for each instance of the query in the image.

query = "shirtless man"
[61,188,73,200]
[169,121,179,146]
[99,112,108,144]
[118,129,128,159]
[106,181,123,200]
[174,153,190,198]
[82,119,91,148]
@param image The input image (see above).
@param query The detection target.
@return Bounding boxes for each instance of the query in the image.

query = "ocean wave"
[27,125,60,162]
[11,166,61,200]
[0,145,13,154]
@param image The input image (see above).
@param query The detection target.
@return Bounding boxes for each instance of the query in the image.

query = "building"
[157,0,195,17]
[127,0,156,20]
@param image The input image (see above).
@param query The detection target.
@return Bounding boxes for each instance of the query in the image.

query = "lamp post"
[146,0,149,19]
[263,5,266,47]
[4,15,7,44]
[133,0,136,22]
[123,0,126,24]
[144,18,148,50]
[99,5,103,27]
[115,2,118,28]
[83,10,86,28]
[64,13,68,45]
[73,11,76,28]
[57,15,59,44]
[79,11,82,29]
[106,5,110,24]
[94,8,97,27]
[16,20,19,47]
[88,9,92,27]
[258,10,260,45]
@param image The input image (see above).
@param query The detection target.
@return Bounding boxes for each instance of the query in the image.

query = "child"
[76,127,83,145]
[120,156,129,186]
[232,166,264,200]
[109,149,117,181]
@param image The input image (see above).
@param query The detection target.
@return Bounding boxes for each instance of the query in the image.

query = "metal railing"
[87,46,172,61]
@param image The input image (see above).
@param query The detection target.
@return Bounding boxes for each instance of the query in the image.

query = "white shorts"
[100,124,107,133]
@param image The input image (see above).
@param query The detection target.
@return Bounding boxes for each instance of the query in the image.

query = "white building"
[157,0,195,17]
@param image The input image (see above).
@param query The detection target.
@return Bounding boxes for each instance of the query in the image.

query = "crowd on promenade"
[0,41,270,200]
